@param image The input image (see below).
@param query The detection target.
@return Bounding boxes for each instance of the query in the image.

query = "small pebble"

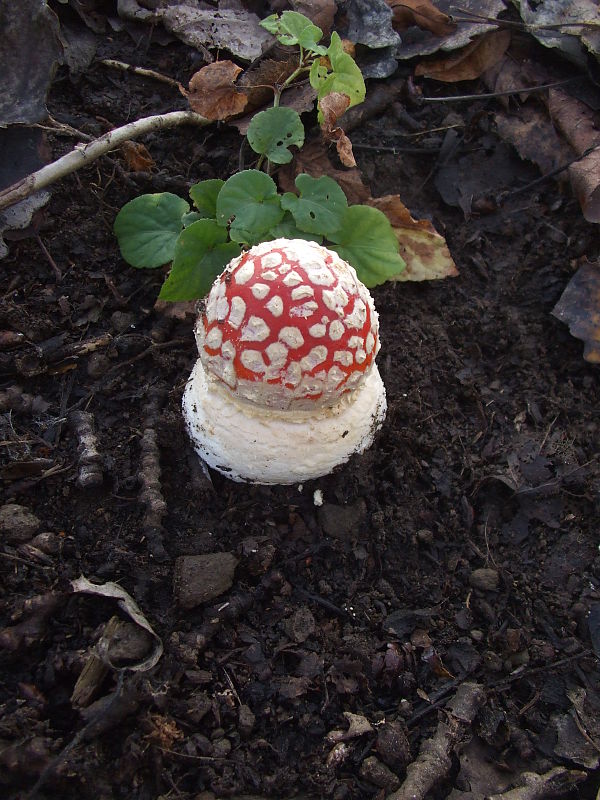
[470,568,500,591]
[238,704,255,737]
[0,503,41,543]
[174,552,238,609]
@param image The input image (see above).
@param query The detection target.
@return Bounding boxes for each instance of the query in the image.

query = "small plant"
[114,12,406,300]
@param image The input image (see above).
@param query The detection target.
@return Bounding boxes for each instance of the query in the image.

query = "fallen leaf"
[159,0,272,62]
[184,61,247,121]
[291,0,337,34]
[512,0,600,68]
[237,57,298,111]
[0,0,63,125]
[482,54,551,109]
[368,195,458,281]
[415,29,511,82]
[387,0,455,36]
[547,88,600,224]
[319,92,356,167]
[495,105,574,180]
[278,139,370,205]
[121,140,155,172]
[552,261,600,363]
[346,0,401,49]
[71,576,163,672]
[396,0,506,61]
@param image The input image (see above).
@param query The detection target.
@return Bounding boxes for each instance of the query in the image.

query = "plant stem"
[0,110,210,212]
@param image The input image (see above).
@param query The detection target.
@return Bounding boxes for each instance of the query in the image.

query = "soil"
[1,13,600,800]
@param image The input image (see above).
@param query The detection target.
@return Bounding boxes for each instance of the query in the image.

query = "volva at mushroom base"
[182,238,387,484]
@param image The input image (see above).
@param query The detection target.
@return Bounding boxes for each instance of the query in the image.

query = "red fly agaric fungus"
[182,238,386,483]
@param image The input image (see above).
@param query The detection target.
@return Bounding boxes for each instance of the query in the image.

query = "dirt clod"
[174,552,239,608]
[0,503,41,543]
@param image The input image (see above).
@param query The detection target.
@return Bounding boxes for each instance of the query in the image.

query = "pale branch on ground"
[387,682,486,800]
[0,111,210,213]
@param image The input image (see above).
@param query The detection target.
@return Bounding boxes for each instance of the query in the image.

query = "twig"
[421,77,582,103]
[0,111,210,212]
[500,144,599,200]
[387,682,486,800]
[99,58,182,90]
[451,6,600,32]
[35,235,62,281]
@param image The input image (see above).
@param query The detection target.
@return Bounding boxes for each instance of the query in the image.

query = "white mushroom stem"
[0,111,210,212]
[183,359,387,485]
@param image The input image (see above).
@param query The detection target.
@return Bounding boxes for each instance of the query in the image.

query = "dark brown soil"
[1,16,600,800]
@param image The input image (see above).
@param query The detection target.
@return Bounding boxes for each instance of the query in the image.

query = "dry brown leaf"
[184,61,247,121]
[482,55,551,110]
[368,195,458,281]
[547,88,600,224]
[238,57,298,111]
[495,105,574,181]
[291,0,336,35]
[387,0,455,36]
[319,92,356,167]
[415,30,511,82]
[278,139,370,205]
[552,262,600,363]
[121,140,155,172]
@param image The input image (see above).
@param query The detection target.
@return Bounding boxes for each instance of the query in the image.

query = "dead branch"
[0,111,210,213]
[487,766,587,800]
[139,387,168,561]
[68,410,103,488]
[387,682,486,800]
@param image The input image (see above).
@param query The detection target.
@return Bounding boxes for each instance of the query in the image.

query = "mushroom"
[182,238,386,484]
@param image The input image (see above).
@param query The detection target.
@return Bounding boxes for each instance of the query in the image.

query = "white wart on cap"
[182,238,387,484]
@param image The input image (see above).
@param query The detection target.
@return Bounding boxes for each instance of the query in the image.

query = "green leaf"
[159,220,241,301]
[327,205,406,287]
[182,211,203,227]
[270,212,323,242]
[216,170,284,245]
[280,173,348,236]
[260,11,327,54]
[309,32,365,120]
[189,179,224,218]
[114,193,189,268]
[247,107,305,165]
[260,14,281,34]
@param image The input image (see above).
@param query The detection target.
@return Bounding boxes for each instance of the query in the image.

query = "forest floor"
[1,5,600,800]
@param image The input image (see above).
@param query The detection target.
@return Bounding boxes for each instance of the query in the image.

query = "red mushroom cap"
[197,239,380,410]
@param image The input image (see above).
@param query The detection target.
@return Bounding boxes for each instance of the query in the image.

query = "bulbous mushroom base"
[182,360,387,485]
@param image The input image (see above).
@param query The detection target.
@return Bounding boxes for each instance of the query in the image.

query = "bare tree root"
[138,388,168,561]
[487,766,588,800]
[387,682,486,800]
[69,410,103,488]
[0,111,210,212]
